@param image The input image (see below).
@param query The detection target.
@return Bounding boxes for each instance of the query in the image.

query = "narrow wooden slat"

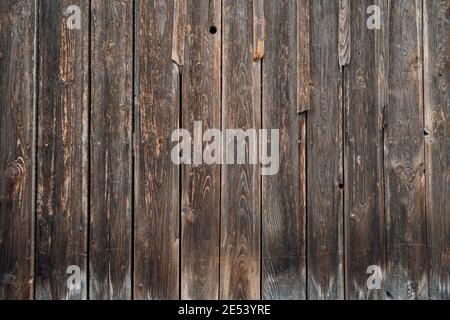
[171,0,187,67]
[297,0,310,113]
[343,0,385,300]
[90,0,132,300]
[0,0,36,300]
[37,0,89,300]
[338,0,351,68]
[262,0,305,300]
[424,0,450,300]
[384,0,428,299]
[307,0,344,300]
[253,0,264,61]
[134,0,180,300]
[221,0,261,300]
[180,0,221,300]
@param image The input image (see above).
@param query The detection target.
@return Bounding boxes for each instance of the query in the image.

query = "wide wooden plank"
[134,0,180,300]
[262,0,306,300]
[90,0,133,300]
[0,0,36,300]
[343,0,386,300]
[180,0,221,300]
[221,0,261,300]
[37,0,89,300]
[384,0,428,299]
[424,0,450,300]
[307,0,344,300]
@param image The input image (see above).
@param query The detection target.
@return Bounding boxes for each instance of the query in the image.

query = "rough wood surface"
[180,0,221,300]
[384,0,428,300]
[343,0,385,300]
[297,0,310,113]
[36,0,89,300]
[134,0,180,300]
[262,0,305,300]
[0,0,36,300]
[90,0,132,300]
[307,0,344,300]
[424,0,450,300]
[221,0,261,300]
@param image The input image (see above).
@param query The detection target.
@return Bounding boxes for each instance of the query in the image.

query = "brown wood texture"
[134,0,180,300]
[307,0,344,300]
[1,0,450,301]
[424,0,450,300]
[180,0,221,300]
[0,0,36,300]
[90,0,133,300]
[220,0,261,300]
[36,0,89,300]
[262,0,306,300]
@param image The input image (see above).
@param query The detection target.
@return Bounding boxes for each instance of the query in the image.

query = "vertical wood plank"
[262,0,306,300]
[297,0,310,113]
[134,0,180,300]
[90,0,133,300]
[0,0,36,300]
[424,0,450,300]
[37,0,89,300]
[221,0,261,300]
[307,0,344,300]
[384,0,428,299]
[343,0,386,300]
[180,0,221,300]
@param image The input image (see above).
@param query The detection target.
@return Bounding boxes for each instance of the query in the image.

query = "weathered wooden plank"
[0,0,36,300]
[384,0,428,299]
[262,0,305,300]
[134,0,180,300]
[307,0,344,300]
[37,0,89,300]
[221,0,261,300]
[297,0,310,113]
[338,0,350,68]
[343,0,385,300]
[424,0,450,300]
[90,0,132,300]
[180,0,221,300]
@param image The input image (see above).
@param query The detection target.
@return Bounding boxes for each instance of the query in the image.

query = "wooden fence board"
[37,0,89,300]
[90,0,133,300]
[424,0,450,300]
[220,0,261,300]
[134,0,180,300]
[307,0,344,300]
[180,0,221,300]
[384,0,428,300]
[262,0,306,300]
[0,0,36,300]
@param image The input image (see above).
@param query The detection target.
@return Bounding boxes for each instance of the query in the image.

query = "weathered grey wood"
[262,0,305,300]
[343,0,386,300]
[307,0,344,300]
[134,0,180,300]
[338,0,350,68]
[384,0,428,299]
[221,0,261,300]
[90,0,132,300]
[180,0,221,300]
[0,0,36,300]
[297,0,310,113]
[424,0,450,300]
[37,0,89,300]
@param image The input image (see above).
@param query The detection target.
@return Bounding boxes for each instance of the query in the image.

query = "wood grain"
[134,0,180,300]
[180,0,221,300]
[384,0,428,300]
[297,0,311,113]
[0,0,36,300]
[307,0,344,300]
[262,0,306,300]
[343,0,385,300]
[424,0,450,300]
[90,0,132,300]
[37,0,89,300]
[221,0,261,300]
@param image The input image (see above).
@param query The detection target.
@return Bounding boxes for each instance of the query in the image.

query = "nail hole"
[209,26,217,34]
[339,183,344,189]
[424,129,430,137]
